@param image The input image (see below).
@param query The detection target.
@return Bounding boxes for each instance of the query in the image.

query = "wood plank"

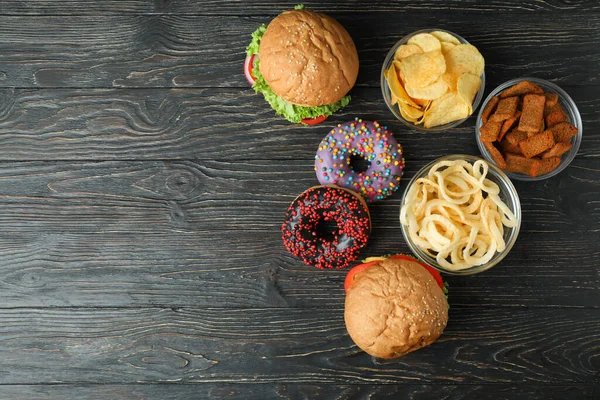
[0,229,596,309]
[0,87,596,160]
[0,383,595,400]
[0,14,598,88]
[0,160,595,308]
[1,1,598,15]
[0,307,596,384]
[0,159,596,235]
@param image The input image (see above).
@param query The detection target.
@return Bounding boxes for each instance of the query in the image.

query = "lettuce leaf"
[246,24,266,57]
[245,25,350,124]
[294,4,305,10]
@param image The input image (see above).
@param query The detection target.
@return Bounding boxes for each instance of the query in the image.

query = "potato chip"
[430,31,461,45]
[445,44,485,77]
[457,73,482,112]
[441,71,458,92]
[405,76,448,100]
[407,33,441,52]
[399,103,424,121]
[416,100,433,124]
[399,106,418,122]
[394,44,423,60]
[399,50,446,88]
[423,92,470,128]
[440,41,456,55]
[387,65,419,108]
[383,31,484,128]
[412,97,431,108]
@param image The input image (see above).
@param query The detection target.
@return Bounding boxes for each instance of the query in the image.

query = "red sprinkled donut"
[282,185,371,269]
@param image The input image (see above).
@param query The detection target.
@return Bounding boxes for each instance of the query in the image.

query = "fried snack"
[498,138,523,155]
[498,111,521,142]
[400,51,446,89]
[499,80,544,98]
[541,142,572,159]
[505,153,540,176]
[479,120,502,142]
[544,101,562,116]
[484,142,507,169]
[537,157,561,176]
[545,105,568,127]
[490,96,519,122]
[505,129,529,146]
[481,95,499,123]
[399,159,517,270]
[518,94,546,133]
[384,31,484,127]
[479,81,578,177]
[394,44,423,60]
[544,93,559,108]
[518,131,555,158]
[548,122,578,143]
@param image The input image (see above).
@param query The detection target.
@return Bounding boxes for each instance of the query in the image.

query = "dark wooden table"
[0,1,597,399]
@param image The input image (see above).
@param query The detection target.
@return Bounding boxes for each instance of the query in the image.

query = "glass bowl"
[476,77,582,181]
[399,154,521,275]
[381,28,486,132]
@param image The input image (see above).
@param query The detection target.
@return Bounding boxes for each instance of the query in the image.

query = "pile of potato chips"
[384,31,484,128]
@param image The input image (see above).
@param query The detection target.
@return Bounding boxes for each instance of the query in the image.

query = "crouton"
[499,80,544,98]
[536,157,561,176]
[545,108,568,127]
[505,153,540,177]
[541,142,572,159]
[518,131,555,158]
[505,129,529,146]
[498,138,523,155]
[479,120,502,142]
[484,142,507,169]
[548,122,578,143]
[518,94,546,133]
[490,96,519,122]
[481,96,499,123]
[498,111,521,142]
[544,93,559,108]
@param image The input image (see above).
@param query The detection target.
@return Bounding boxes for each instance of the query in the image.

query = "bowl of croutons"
[475,78,582,181]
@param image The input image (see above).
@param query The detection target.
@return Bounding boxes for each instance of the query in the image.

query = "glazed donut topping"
[282,186,371,269]
[315,118,404,202]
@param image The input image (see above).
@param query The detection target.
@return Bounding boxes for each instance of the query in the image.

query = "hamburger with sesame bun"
[245,5,359,124]
[344,255,449,359]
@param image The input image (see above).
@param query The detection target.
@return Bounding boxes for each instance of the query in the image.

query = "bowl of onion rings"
[399,154,521,275]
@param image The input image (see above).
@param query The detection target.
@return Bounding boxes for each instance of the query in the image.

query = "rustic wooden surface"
[0,1,597,399]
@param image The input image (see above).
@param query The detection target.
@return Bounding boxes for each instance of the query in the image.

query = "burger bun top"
[344,257,448,359]
[258,10,359,107]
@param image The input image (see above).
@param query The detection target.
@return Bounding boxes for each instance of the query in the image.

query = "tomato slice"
[244,54,257,86]
[389,255,444,289]
[344,255,444,293]
[301,115,328,125]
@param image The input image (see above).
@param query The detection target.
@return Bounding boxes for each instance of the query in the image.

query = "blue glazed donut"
[314,118,404,202]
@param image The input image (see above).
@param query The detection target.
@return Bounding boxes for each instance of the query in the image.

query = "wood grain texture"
[0,383,595,400]
[0,13,598,88]
[0,160,595,308]
[0,229,597,309]
[0,0,598,394]
[0,307,596,385]
[0,87,596,160]
[1,1,599,15]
